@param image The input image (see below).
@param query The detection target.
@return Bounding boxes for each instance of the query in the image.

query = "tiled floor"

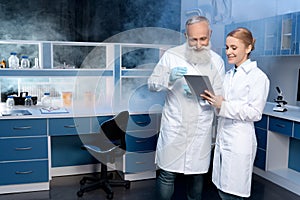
[0,173,299,200]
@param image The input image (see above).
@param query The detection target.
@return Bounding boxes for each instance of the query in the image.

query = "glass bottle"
[8,52,19,69]
[20,56,30,69]
[41,92,52,107]
[32,57,40,69]
[6,96,15,109]
[24,96,33,107]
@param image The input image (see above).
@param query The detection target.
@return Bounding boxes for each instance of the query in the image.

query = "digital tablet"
[184,75,214,96]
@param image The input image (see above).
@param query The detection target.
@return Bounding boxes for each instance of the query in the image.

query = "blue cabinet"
[269,116,293,136]
[250,19,265,57]
[279,13,297,55]
[50,135,98,167]
[0,137,47,161]
[49,117,91,136]
[255,128,267,150]
[254,114,268,129]
[254,114,268,170]
[264,16,280,55]
[0,119,48,186]
[0,118,47,137]
[121,113,160,180]
[224,12,300,57]
[49,117,98,167]
[0,160,48,185]
[294,121,300,139]
[296,12,300,54]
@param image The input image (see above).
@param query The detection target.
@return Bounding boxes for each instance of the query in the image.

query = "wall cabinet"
[225,11,300,57]
[279,13,297,55]
[264,16,280,55]
[0,41,169,112]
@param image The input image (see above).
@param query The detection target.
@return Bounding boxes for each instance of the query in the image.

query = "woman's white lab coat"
[212,60,270,197]
[148,44,225,174]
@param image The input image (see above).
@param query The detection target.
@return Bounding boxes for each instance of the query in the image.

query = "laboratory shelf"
[0,69,113,77]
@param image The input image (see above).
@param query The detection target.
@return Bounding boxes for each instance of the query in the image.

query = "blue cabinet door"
[51,135,98,167]
[264,16,280,55]
[254,148,266,170]
[294,122,300,139]
[250,19,265,57]
[254,114,268,129]
[255,128,267,150]
[279,13,297,55]
[295,12,300,54]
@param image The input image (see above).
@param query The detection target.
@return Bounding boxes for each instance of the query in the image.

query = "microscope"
[273,86,287,112]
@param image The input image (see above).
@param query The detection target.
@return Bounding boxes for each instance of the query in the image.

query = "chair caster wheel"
[108,173,114,179]
[80,179,86,185]
[77,190,84,197]
[107,192,114,199]
[125,182,130,189]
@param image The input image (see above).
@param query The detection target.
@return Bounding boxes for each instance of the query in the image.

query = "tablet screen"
[184,75,214,96]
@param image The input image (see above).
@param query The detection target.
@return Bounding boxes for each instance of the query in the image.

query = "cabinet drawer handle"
[15,147,32,151]
[136,140,147,143]
[15,170,33,174]
[135,121,148,125]
[135,162,145,165]
[275,124,285,128]
[13,126,32,130]
[64,125,78,128]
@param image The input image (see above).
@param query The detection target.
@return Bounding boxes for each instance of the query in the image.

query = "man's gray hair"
[185,16,210,29]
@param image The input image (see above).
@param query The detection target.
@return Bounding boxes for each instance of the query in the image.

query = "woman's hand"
[200,90,224,109]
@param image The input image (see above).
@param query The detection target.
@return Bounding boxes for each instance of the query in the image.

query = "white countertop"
[263,102,300,122]
[0,102,162,119]
[1,101,299,122]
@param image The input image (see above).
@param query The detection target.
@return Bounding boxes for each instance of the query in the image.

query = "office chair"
[77,111,131,199]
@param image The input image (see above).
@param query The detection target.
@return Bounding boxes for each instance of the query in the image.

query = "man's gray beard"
[185,43,212,65]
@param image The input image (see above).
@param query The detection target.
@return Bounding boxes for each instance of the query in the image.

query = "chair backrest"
[100,111,129,151]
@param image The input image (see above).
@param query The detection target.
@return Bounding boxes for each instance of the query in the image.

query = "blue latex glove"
[169,67,187,82]
[183,84,192,96]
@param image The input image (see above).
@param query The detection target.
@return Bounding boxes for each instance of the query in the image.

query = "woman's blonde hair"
[227,27,256,57]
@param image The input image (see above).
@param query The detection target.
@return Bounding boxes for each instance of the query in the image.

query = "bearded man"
[148,15,225,200]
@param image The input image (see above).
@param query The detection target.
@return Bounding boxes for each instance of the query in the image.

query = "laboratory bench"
[0,104,161,194]
[2,102,300,196]
[254,102,300,196]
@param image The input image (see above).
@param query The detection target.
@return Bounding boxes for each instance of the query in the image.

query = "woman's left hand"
[200,90,224,109]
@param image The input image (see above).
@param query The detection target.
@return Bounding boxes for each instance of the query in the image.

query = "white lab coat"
[212,60,270,197]
[148,43,225,174]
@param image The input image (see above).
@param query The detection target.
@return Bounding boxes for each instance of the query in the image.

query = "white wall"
[256,56,300,106]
